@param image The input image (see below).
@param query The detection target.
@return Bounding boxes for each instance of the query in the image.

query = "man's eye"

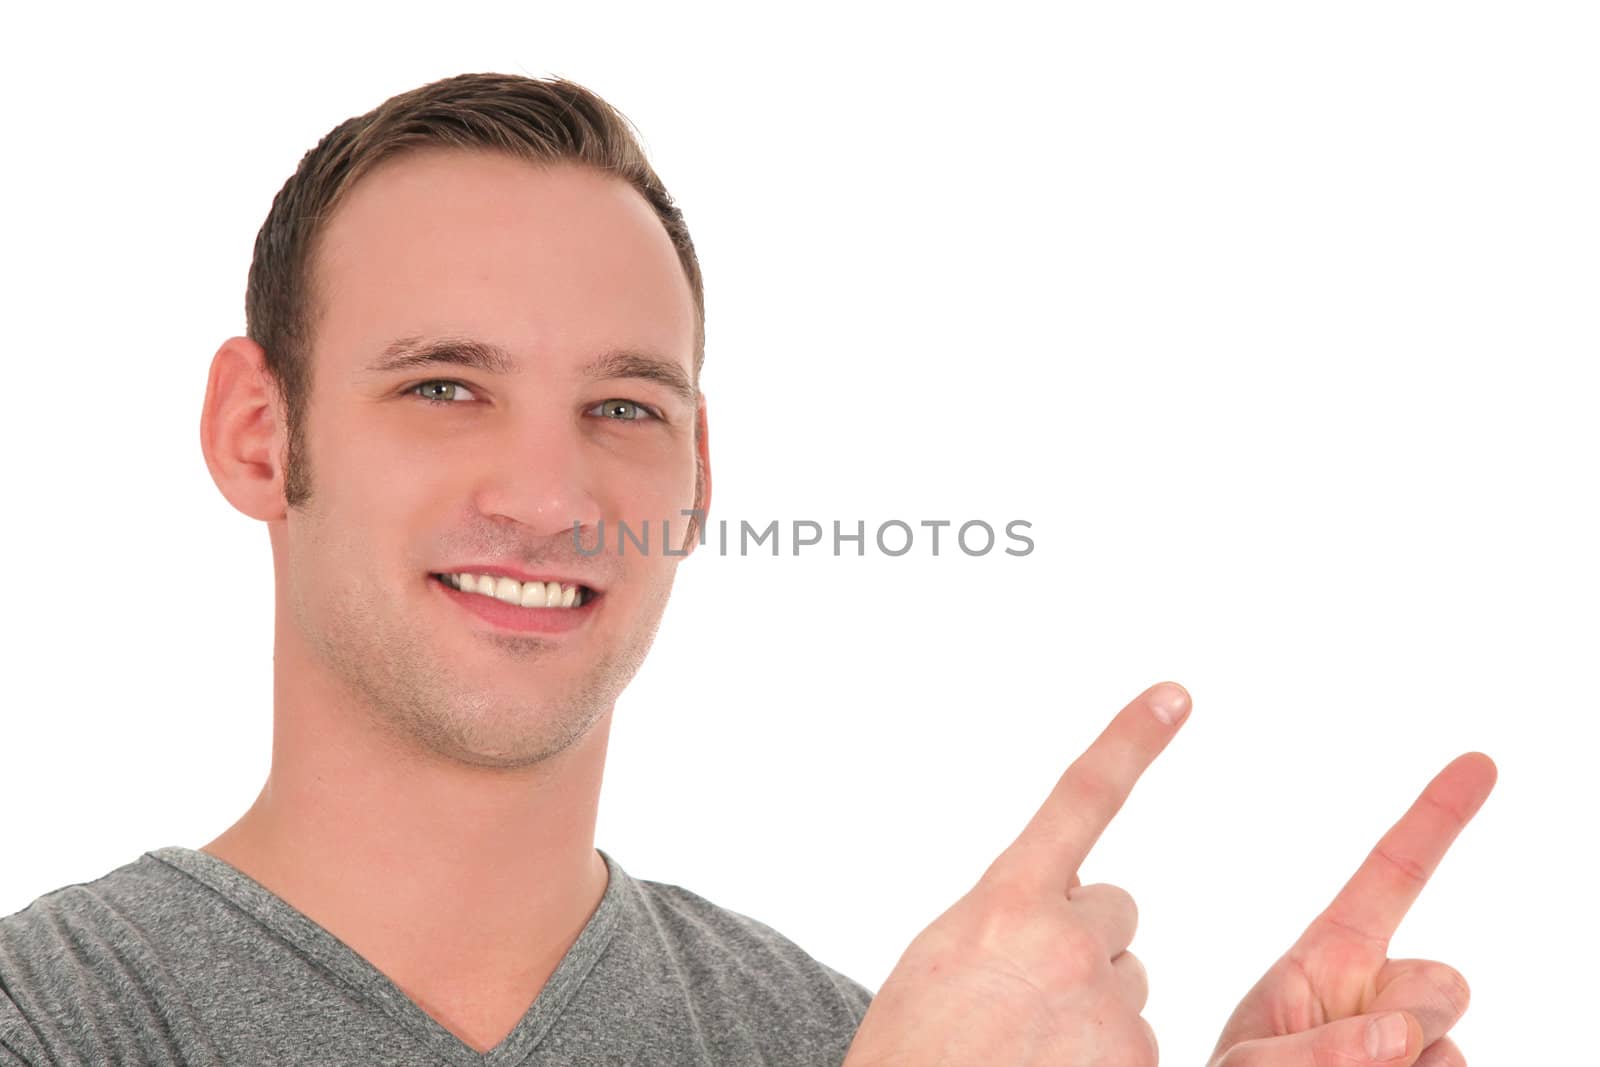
[588,399,658,422]
[410,380,478,404]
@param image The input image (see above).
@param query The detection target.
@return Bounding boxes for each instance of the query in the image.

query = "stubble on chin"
[307,579,658,773]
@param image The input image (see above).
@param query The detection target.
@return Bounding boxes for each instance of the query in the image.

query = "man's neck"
[200,685,614,1047]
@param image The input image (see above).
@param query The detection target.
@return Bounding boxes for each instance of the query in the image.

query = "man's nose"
[471,411,603,538]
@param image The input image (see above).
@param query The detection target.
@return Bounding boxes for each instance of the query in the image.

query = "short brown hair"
[244,72,706,508]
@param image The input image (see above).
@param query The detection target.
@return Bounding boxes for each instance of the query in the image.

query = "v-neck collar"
[147,845,627,1067]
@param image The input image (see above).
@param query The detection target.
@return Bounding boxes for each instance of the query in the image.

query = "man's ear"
[682,394,712,555]
[200,336,288,522]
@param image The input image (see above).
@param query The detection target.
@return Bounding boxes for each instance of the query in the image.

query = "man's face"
[276,149,704,770]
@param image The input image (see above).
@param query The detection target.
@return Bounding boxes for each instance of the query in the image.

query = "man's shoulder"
[2,848,200,936]
[606,855,872,1005]
[1,850,175,932]
[0,849,198,1012]
[634,874,838,951]
[0,850,187,1064]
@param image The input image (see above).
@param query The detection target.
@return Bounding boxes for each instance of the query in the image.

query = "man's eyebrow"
[363,336,517,376]
[582,350,697,407]
[362,338,696,406]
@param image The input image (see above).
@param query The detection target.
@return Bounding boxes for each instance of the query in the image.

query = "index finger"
[1298,751,1498,953]
[991,681,1191,893]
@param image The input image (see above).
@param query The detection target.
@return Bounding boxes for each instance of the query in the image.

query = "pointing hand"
[842,682,1191,1067]
[1207,752,1497,1067]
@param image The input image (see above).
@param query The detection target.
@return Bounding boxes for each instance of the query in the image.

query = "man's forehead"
[320,149,652,247]
[309,151,697,380]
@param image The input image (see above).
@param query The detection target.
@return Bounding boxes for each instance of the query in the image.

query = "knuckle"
[1053,924,1106,978]
[1112,883,1139,932]
[961,895,1028,950]
[1066,904,1113,948]
[1064,880,1100,907]
[1097,1014,1158,1067]
[1417,1035,1466,1067]
[1374,843,1430,886]
[1068,881,1138,924]
[1318,1038,1356,1067]
[1072,762,1123,817]
[1432,966,1471,1017]
[1127,1015,1159,1067]
[1118,951,1149,1010]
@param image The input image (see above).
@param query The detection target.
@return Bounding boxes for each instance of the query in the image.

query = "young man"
[0,73,1491,1066]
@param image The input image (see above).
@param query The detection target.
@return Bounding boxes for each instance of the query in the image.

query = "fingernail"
[1148,683,1189,725]
[1365,1013,1408,1060]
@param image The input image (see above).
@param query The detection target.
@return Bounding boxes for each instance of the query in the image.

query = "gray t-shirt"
[0,846,873,1065]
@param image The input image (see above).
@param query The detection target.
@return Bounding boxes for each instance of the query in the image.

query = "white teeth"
[441,573,586,609]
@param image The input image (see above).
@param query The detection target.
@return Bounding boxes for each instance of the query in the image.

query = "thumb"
[1215,1011,1423,1066]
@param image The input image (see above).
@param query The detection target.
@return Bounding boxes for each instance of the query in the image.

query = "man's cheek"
[621,478,690,520]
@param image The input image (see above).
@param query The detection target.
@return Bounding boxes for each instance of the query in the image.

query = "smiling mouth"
[430,572,595,609]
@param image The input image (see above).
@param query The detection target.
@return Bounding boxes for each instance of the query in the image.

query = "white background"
[2,2,1595,1063]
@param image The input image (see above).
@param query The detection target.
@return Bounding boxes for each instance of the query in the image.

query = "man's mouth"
[429,572,595,609]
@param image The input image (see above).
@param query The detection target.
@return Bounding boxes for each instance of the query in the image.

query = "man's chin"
[384,687,617,773]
